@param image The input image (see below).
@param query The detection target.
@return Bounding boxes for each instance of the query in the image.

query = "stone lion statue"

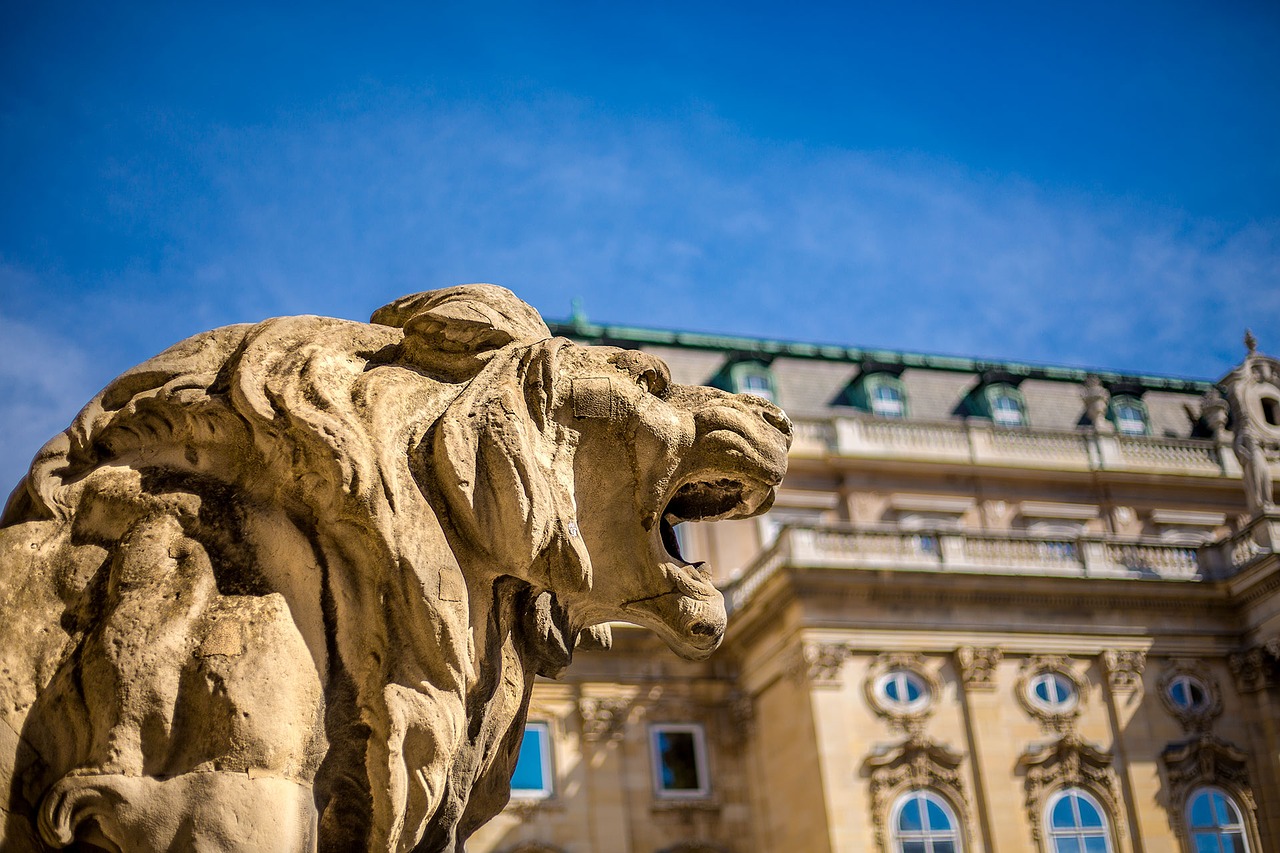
[0,285,791,852]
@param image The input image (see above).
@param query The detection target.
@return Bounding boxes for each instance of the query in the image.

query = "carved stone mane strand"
[0,285,791,852]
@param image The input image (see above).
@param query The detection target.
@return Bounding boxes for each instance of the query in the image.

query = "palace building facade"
[469,321,1280,853]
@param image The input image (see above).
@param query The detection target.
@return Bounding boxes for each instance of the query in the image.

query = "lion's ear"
[372,285,550,380]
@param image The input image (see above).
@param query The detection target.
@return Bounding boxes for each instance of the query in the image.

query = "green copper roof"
[547,319,1215,393]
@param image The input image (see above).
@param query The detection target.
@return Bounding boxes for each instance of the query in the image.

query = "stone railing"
[792,415,1236,478]
[725,523,1227,613]
[1197,511,1280,577]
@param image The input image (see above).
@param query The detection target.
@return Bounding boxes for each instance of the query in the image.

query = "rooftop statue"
[0,285,791,852]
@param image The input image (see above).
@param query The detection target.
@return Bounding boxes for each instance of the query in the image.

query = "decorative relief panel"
[1228,642,1280,694]
[579,697,631,742]
[1161,734,1260,850]
[955,646,1002,691]
[1101,649,1146,694]
[1015,656,1088,734]
[1018,733,1124,851]
[864,734,973,853]
[1156,659,1222,733]
[789,642,853,687]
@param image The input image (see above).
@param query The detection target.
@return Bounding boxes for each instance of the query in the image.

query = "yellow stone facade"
[470,325,1280,853]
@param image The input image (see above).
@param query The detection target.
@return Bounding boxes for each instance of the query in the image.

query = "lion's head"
[375,285,792,661]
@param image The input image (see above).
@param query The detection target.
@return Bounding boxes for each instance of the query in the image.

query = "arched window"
[1186,787,1251,853]
[1045,788,1112,853]
[892,789,962,853]
[990,388,1025,427]
[1110,396,1149,436]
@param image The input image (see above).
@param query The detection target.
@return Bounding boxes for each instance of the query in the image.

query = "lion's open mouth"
[657,475,775,571]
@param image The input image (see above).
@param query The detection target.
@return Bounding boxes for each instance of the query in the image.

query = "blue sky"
[2,1,1279,490]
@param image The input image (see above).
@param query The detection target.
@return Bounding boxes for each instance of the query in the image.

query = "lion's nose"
[761,406,792,438]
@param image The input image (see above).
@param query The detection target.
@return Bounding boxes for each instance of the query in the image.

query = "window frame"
[1185,786,1252,853]
[1166,673,1210,713]
[729,361,777,403]
[876,668,932,713]
[1109,395,1150,436]
[1044,787,1113,853]
[509,720,555,799]
[649,723,711,799]
[1028,671,1078,713]
[890,788,964,853]
[986,383,1028,427]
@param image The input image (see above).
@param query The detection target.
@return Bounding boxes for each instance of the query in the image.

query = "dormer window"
[738,368,776,402]
[988,384,1026,427]
[713,359,777,403]
[871,382,905,418]
[839,369,908,418]
[1110,396,1149,436]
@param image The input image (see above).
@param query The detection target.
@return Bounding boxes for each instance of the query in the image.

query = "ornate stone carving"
[1220,335,1280,514]
[579,697,632,742]
[1018,733,1124,850]
[1101,649,1147,693]
[1199,387,1229,439]
[1015,656,1088,734]
[865,735,972,853]
[0,285,792,851]
[1082,375,1111,430]
[955,646,1002,691]
[1161,735,1258,847]
[1228,644,1280,693]
[790,642,853,687]
[864,653,941,736]
[1157,659,1223,733]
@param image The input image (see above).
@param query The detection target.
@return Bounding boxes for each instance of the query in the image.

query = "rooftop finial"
[1245,329,1257,355]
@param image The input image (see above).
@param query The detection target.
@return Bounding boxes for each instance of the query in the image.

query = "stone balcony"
[724,514,1280,614]
[788,415,1265,478]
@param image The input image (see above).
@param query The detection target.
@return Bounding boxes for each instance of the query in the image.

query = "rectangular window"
[649,724,710,798]
[510,721,553,797]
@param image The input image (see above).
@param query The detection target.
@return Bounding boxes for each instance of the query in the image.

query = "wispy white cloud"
[3,94,1278,489]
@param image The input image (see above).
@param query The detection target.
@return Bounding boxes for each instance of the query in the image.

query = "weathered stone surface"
[0,285,791,852]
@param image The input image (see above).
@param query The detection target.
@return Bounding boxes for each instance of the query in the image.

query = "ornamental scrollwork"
[864,734,972,853]
[1227,642,1280,694]
[1161,734,1261,850]
[954,646,1002,691]
[1018,732,1124,850]
[1101,649,1146,694]
[789,642,853,687]
[579,696,631,742]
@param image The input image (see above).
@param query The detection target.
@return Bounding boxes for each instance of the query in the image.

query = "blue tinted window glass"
[1052,794,1078,827]
[905,678,922,702]
[1083,837,1110,853]
[1189,791,1215,827]
[902,842,926,853]
[1077,797,1104,828]
[898,797,923,831]
[1212,791,1231,825]
[925,798,950,830]
[1055,838,1082,853]
[657,730,701,790]
[1222,833,1240,853]
[1193,834,1221,853]
[935,843,956,853]
[885,678,901,702]
[1036,680,1052,702]
[510,725,547,792]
